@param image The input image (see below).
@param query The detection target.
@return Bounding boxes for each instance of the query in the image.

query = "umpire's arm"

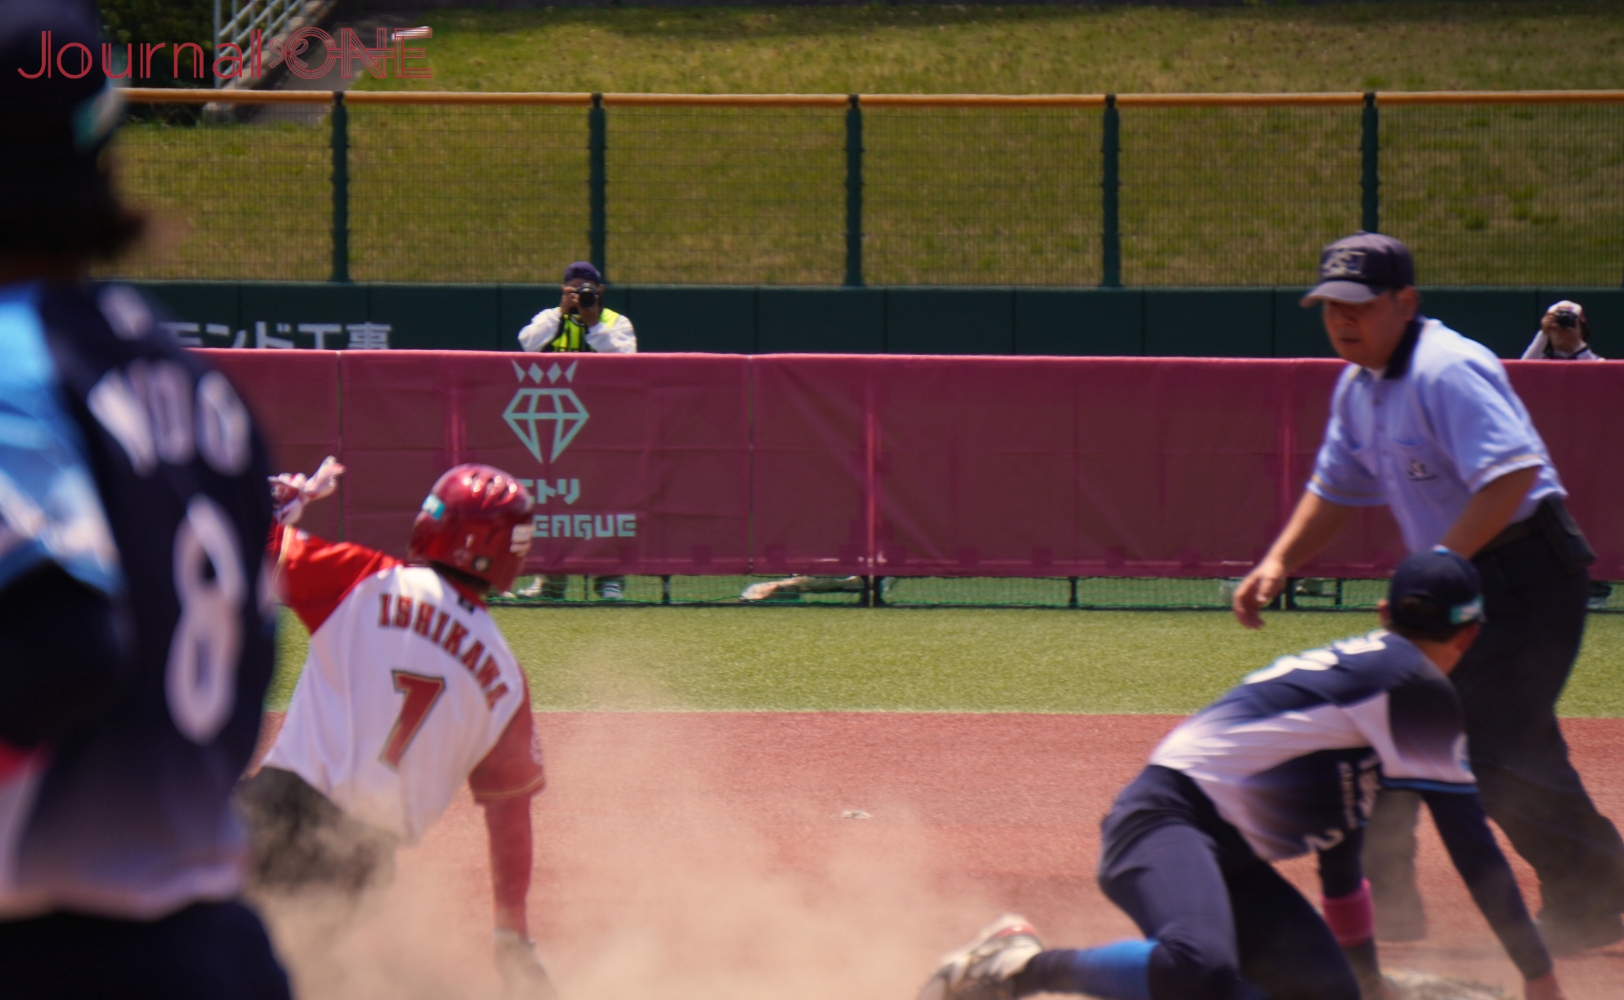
[1232,492,1356,628]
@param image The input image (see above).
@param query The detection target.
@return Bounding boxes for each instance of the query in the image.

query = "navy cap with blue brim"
[1301,232,1416,307]
[1388,547,1486,632]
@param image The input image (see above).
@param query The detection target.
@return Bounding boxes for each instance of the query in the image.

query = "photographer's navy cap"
[1388,548,1485,632]
[1302,232,1416,306]
[562,262,603,285]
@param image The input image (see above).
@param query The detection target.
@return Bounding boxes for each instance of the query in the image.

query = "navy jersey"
[1150,629,1473,862]
[0,282,274,919]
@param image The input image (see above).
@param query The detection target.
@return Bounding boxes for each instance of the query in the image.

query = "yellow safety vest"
[545,309,621,353]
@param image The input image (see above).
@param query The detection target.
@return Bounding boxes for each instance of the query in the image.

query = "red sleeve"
[468,686,545,802]
[475,688,543,935]
[483,797,532,934]
[271,527,400,634]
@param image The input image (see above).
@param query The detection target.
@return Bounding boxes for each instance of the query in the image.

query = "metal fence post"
[589,93,607,278]
[845,94,864,288]
[330,91,349,283]
[1101,94,1121,289]
[1361,91,1380,233]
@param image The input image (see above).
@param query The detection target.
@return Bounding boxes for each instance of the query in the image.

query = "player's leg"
[237,765,397,896]
[0,900,290,1000]
[1070,819,1247,1000]
[1455,536,1624,948]
[1225,859,1361,1000]
[1360,789,1427,940]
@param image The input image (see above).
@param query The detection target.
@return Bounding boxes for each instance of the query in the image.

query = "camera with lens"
[574,284,601,309]
[1554,309,1579,329]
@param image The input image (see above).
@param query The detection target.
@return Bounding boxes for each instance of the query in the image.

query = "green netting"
[607,106,847,285]
[492,575,1622,611]
[101,96,1624,287]
[109,114,331,281]
[1382,104,1624,286]
[1118,106,1361,286]
[348,104,588,284]
[864,106,1102,286]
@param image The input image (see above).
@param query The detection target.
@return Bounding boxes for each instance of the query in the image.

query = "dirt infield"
[253,712,1624,1000]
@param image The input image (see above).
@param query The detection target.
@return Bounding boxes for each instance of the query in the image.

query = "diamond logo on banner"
[504,388,589,463]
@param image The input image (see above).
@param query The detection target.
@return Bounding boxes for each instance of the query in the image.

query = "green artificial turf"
[269,606,1624,717]
[106,3,1624,287]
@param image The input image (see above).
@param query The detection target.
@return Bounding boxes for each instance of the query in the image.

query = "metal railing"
[109,89,1624,287]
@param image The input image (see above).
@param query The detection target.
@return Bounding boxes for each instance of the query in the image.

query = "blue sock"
[1013,940,1156,1000]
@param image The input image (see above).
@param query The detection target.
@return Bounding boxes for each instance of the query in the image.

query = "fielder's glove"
[494,929,559,1000]
[270,456,345,527]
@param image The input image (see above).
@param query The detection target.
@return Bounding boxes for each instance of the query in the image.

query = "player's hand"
[494,929,559,1000]
[1232,559,1286,629]
[1524,971,1566,1000]
[270,456,345,527]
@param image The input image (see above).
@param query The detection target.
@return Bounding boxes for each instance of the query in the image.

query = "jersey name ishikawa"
[376,593,510,708]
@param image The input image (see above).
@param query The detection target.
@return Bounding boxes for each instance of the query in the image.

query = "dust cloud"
[249,702,1067,1000]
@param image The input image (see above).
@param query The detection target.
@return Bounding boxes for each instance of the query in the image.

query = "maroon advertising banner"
[200,349,344,543]
[336,352,753,574]
[752,356,1407,578]
[201,351,1624,580]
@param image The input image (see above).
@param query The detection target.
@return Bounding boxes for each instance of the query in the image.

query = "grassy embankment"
[109,3,1624,287]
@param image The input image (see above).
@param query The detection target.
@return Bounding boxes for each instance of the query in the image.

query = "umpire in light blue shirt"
[1232,233,1624,956]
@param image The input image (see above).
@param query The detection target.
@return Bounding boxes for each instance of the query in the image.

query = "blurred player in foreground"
[238,460,555,998]
[0,2,288,996]
[919,550,1563,1000]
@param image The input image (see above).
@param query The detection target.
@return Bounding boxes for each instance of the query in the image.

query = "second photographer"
[1522,299,1602,360]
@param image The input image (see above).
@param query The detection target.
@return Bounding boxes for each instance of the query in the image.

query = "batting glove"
[494,929,559,1000]
[270,455,345,527]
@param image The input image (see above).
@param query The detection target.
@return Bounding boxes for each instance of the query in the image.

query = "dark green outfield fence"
[108,89,1624,290]
[136,280,1624,357]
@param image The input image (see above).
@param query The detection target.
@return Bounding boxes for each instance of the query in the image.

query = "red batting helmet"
[408,464,535,593]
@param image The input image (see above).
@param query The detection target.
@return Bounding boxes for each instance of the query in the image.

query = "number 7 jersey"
[264,530,544,843]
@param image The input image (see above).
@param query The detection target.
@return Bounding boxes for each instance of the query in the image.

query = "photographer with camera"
[516,263,634,600]
[1522,300,1601,360]
[517,261,636,355]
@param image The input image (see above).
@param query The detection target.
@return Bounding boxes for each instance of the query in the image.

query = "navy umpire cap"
[1302,233,1415,307]
[562,261,603,285]
[1388,547,1485,632]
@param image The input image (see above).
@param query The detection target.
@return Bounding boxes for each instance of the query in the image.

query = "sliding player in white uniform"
[237,460,555,998]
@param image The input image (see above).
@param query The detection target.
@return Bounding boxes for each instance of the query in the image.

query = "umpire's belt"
[1477,495,1595,573]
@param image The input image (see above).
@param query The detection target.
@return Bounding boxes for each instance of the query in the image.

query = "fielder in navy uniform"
[1232,233,1624,953]
[919,550,1563,1000]
[0,3,288,997]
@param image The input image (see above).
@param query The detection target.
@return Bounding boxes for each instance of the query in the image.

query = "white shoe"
[595,578,624,601]
[917,914,1043,1000]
